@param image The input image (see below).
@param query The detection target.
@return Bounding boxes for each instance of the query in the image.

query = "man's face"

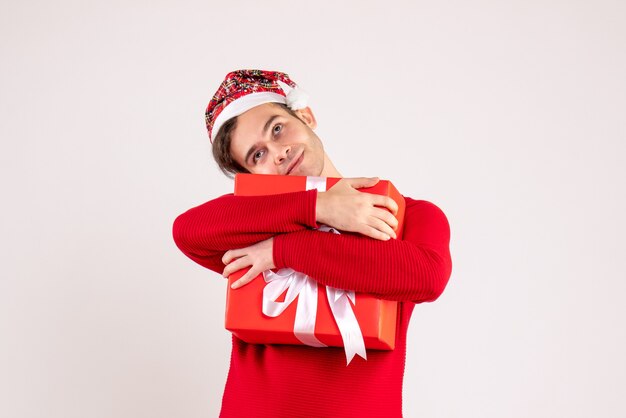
[229,103,326,176]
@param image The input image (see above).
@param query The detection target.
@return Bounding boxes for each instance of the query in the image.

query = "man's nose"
[273,144,291,165]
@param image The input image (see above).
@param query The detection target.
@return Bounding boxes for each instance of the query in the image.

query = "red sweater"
[172,189,452,418]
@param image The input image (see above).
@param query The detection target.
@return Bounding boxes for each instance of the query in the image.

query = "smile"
[286,152,303,175]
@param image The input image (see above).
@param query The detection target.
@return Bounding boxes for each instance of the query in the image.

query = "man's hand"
[316,177,399,241]
[222,237,276,289]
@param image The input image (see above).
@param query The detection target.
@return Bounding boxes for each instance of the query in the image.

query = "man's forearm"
[173,190,318,255]
[274,199,452,303]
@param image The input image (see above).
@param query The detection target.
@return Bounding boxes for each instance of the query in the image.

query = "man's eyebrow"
[262,114,280,137]
[244,114,280,164]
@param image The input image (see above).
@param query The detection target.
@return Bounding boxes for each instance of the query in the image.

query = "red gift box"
[225,174,406,354]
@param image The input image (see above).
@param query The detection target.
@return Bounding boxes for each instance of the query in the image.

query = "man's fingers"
[367,216,397,239]
[358,224,391,241]
[222,248,244,265]
[372,195,399,216]
[345,176,379,189]
[222,255,250,277]
[371,207,399,231]
[231,267,261,289]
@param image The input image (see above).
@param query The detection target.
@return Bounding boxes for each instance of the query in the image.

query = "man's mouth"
[286,152,303,175]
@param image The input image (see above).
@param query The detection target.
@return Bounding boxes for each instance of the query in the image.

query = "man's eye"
[253,150,265,163]
[273,124,282,135]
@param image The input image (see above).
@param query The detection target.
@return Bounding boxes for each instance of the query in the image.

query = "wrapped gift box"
[225,173,406,351]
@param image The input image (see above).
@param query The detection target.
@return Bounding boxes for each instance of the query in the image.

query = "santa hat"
[205,69,310,143]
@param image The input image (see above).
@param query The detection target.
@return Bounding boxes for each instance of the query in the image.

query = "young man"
[173,70,452,418]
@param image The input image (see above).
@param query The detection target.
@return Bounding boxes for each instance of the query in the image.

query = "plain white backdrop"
[1,1,625,417]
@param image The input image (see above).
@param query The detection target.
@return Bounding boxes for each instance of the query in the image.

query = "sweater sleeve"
[172,190,319,274]
[272,197,452,303]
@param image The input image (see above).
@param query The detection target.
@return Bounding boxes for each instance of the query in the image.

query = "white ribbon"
[305,175,326,191]
[260,176,367,364]
[262,268,326,348]
[262,268,367,364]
[325,285,367,364]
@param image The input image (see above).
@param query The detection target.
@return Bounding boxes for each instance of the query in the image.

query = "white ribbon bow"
[262,268,326,348]
[262,267,367,364]
[261,175,367,364]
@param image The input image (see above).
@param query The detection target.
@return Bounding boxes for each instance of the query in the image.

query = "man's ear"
[294,107,317,130]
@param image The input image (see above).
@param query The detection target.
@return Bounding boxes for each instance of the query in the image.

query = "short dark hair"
[211,102,301,178]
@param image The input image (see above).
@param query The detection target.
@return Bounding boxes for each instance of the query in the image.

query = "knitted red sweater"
[172,189,452,418]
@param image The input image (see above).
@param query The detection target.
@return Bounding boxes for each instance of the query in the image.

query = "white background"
[1,1,625,417]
